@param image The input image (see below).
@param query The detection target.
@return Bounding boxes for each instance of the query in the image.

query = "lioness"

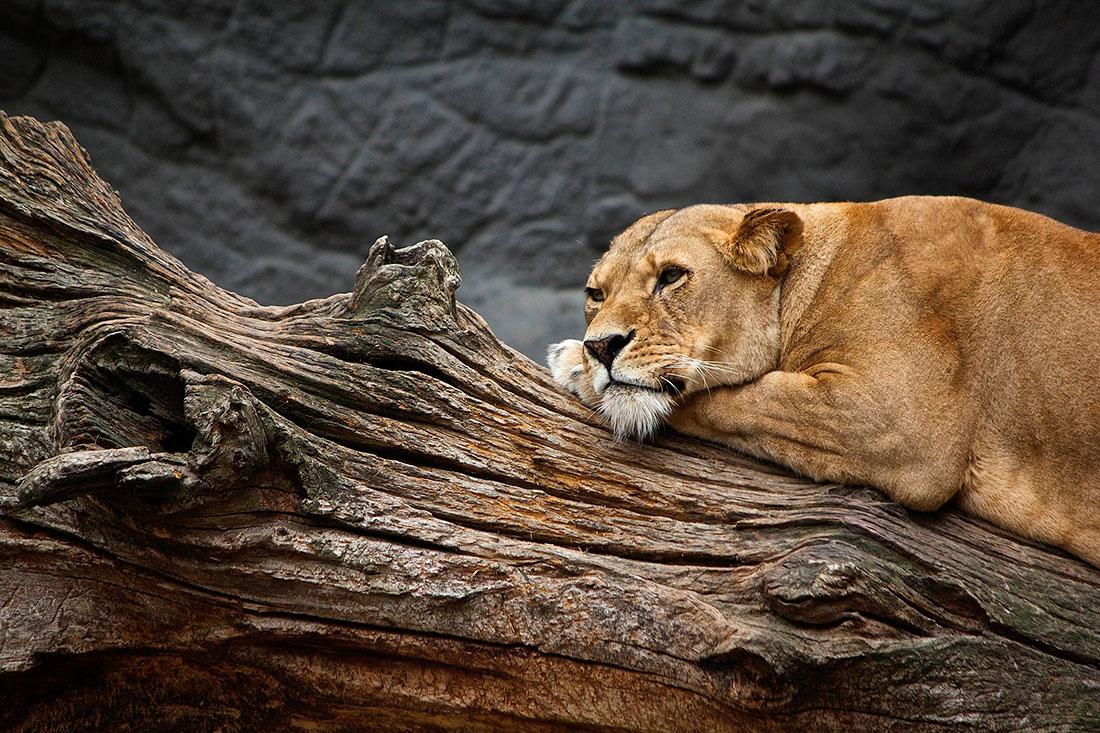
[548,196,1100,567]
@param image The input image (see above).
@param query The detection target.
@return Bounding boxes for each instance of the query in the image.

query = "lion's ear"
[717,208,804,277]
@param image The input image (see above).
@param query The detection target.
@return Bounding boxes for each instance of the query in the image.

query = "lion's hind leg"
[957,445,1100,564]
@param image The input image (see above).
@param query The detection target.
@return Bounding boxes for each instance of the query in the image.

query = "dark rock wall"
[4,0,1100,357]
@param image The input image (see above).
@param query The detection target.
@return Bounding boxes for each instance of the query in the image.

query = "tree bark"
[0,112,1098,732]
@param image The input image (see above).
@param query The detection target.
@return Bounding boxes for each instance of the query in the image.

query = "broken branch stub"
[349,235,463,328]
[1,112,1099,731]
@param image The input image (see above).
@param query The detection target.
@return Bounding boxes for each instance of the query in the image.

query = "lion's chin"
[598,385,675,441]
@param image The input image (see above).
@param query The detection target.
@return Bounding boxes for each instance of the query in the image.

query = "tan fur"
[548,196,1100,567]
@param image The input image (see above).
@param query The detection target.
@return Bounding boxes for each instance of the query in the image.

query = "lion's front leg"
[668,371,846,480]
[547,339,600,407]
[668,370,962,512]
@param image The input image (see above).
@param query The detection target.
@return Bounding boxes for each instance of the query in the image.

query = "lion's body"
[548,196,1100,566]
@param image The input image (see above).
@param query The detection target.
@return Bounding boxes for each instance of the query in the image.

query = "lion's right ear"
[716,208,804,277]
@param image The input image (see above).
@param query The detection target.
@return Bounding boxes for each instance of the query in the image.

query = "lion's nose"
[584,330,635,370]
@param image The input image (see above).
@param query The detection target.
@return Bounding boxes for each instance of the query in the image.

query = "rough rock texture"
[3,0,1100,356]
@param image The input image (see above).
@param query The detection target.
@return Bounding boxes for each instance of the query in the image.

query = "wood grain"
[1,112,1098,731]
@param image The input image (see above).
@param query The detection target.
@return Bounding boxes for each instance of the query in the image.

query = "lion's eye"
[655,266,687,292]
[585,287,605,302]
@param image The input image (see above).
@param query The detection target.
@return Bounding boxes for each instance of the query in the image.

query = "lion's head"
[572,204,804,439]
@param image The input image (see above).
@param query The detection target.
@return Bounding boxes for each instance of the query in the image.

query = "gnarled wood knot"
[348,236,462,328]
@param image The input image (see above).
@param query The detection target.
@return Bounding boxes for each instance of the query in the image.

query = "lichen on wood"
[1,112,1099,731]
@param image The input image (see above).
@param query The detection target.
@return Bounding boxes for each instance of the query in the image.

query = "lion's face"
[579,204,803,439]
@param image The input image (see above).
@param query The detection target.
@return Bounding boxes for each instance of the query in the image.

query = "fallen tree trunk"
[0,112,1098,731]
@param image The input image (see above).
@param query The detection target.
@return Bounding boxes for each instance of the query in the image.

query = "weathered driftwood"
[0,112,1098,732]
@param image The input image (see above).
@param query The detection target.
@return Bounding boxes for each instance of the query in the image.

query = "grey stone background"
[3,0,1100,358]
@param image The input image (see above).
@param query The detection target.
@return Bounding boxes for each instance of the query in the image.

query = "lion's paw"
[547,338,586,390]
[547,339,598,405]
